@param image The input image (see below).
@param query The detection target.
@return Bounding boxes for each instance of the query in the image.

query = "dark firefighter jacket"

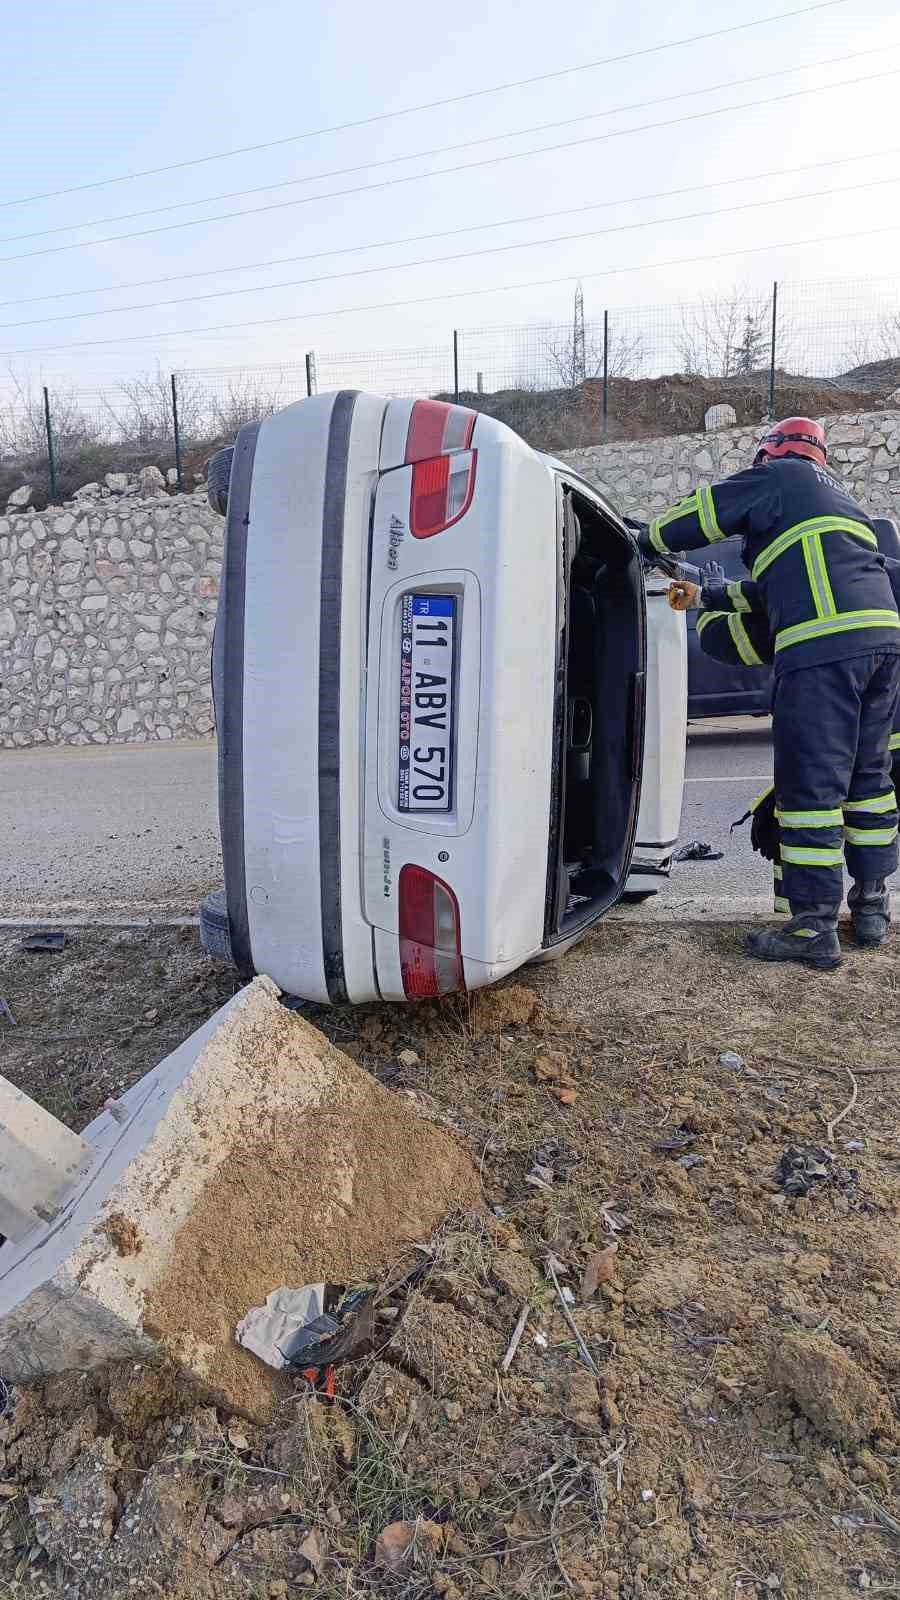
[697,554,900,759]
[645,457,900,674]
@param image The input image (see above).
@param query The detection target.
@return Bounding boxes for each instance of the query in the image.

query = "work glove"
[699,559,727,607]
[623,516,656,562]
[733,785,779,863]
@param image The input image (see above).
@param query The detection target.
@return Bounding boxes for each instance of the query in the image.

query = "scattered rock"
[397,1048,421,1069]
[580,1243,618,1299]
[705,403,737,430]
[139,465,168,496]
[374,1518,442,1572]
[105,472,130,493]
[73,482,101,500]
[7,484,32,508]
[770,1332,889,1443]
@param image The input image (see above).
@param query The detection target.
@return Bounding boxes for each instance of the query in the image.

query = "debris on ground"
[720,1049,745,1071]
[235,1283,337,1371]
[2,921,900,1599]
[675,839,724,861]
[20,930,67,953]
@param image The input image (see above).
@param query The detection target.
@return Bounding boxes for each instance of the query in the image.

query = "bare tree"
[543,322,645,387]
[676,288,769,378]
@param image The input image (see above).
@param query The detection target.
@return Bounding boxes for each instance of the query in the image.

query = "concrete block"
[0,1078,94,1240]
[0,978,477,1418]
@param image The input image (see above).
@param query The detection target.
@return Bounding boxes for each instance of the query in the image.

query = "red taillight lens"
[405,400,477,539]
[405,399,475,463]
[410,450,476,539]
[399,864,464,999]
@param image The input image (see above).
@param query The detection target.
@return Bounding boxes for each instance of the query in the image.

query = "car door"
[687,536,772,718]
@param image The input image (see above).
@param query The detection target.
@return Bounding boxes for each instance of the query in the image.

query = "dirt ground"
[1,921,899,1599]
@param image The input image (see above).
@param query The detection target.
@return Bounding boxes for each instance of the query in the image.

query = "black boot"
[747,906,842,970]
[848,879,891,948]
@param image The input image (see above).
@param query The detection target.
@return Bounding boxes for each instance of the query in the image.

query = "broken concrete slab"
[0,977,478,1418]
[0,1075,94,1240]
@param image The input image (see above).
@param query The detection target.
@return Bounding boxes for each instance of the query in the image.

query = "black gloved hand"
[749,787,780,864]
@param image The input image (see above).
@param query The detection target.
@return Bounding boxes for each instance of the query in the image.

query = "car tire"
[199,888,232,960]
[207,447,234,516]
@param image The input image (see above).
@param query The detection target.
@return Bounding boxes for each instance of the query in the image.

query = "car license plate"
[398,594,456,812]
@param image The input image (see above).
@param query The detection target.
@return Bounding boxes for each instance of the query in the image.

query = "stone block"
[0,979,477,1420]
[704,403,737,431]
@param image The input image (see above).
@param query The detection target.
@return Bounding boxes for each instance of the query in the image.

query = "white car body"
[209,392,686,1003]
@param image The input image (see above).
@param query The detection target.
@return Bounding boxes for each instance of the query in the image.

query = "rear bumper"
[215,392,387,1003]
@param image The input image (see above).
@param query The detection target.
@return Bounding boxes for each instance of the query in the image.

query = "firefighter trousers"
[773,652,900,914]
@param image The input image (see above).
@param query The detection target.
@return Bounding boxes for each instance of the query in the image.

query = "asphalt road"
[0,719,894,919]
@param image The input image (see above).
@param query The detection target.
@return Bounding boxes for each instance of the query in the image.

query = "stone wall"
[561,409,900,523]
[0,485,221,748]
[3,409,900,749]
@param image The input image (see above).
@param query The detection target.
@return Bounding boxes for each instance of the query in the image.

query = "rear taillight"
[399,864,464,999]
[405,400,477,540]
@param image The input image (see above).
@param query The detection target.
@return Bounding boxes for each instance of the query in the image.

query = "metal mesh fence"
[777,274,900,384]
[6,273,900,506]
[314,345,453,398]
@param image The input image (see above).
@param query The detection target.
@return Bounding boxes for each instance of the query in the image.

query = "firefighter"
[692,598,900,932]
[640,418,900,969]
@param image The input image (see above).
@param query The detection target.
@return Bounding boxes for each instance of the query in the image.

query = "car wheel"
[199,888,232,960]
[207,447,234,515]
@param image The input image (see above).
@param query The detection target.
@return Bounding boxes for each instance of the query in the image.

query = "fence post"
[768,282,778,421]
[602,310,609,443]
[170,373,184,492]
[452,330,460,404]
[305,352,315,397]
[42,387,57,504]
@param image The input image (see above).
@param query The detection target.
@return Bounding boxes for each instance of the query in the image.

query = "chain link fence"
[4,273,900,506]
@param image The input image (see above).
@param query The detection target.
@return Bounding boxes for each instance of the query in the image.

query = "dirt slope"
[0,922,898,1598]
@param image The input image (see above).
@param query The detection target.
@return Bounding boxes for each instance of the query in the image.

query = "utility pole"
[572,283,586,386]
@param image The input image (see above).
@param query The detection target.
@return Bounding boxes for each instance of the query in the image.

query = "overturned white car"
[201,392,687,1002]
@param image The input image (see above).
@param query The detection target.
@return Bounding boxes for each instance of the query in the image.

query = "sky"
[1,0,899,406]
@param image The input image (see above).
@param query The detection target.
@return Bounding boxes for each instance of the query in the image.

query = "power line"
[2,142,894,315]
[0,0,850,212]
[3,42,889,247]
[3,171,899,332]
[2,62,896,269]
[6,219,900,360]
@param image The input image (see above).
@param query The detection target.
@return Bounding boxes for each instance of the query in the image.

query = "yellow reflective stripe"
[777,807,843,828]
[890,732,900,752]
[844,824,899,847]
[791,927,820,939]
[750,783,775,812]
[775,609,900,653]
[649,492,699,554]
[801,531,837,620]
[696,609,723,636]
[781,844,845,867]
[773,862,783,880]
[728,612,763,667]
[774,897,790,914]
[727,580,752,613]
[697,483,726,544]
[843,792,896,814]
[751,515,877,579]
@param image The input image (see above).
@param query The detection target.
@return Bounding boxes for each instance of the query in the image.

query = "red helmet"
[755,416,826,467]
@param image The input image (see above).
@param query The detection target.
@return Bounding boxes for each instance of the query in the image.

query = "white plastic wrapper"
[235,1282,334,1370]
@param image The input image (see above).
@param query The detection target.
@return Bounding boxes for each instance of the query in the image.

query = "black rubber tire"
[207,447,235,516]
[199,888,232,960]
